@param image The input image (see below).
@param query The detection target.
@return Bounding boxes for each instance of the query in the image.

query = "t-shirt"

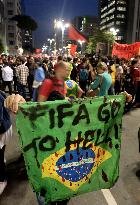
[65,80,78,100]
[110,64,116,84]
[116,66,123,81]
[2,66,13,81]
[34,67,45,82]
[132,67,140,83]
[39,78,67,100]
[91,72,112,96]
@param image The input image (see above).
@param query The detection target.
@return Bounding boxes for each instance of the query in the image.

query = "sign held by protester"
[112,42,140,59]
[16,95,125,203]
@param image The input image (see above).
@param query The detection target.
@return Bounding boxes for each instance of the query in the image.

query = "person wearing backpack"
[79,66,89,96]
[32,59,52,102]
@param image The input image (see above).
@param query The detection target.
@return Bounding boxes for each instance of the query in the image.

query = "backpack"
[79,69,88,82]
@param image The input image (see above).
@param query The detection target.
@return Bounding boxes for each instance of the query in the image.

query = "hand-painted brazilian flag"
[16,95,125,204]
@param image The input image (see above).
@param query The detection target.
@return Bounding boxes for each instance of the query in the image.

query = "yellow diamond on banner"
[42,142,112,191]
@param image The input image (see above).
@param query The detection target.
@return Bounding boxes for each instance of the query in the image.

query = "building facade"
[0,0,5,50]
[99,0,127,43]
[4,0,22,54]
[126,0,140,43]
[72,16,98,37]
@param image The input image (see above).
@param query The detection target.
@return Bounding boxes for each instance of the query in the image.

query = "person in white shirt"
[2,61,13,95]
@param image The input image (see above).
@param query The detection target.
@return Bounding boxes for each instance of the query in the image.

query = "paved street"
[0,108,140,205]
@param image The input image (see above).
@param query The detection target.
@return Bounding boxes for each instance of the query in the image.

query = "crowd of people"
[0,54,140,107]
[0,52,139,205]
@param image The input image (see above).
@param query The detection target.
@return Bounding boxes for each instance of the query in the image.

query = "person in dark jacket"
[0,92,25,195]
[0,91,12,194]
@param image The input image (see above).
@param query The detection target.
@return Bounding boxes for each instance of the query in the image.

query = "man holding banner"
[2,87,132,205]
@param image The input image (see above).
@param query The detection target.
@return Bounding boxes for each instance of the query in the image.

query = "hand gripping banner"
[16,95,125,204]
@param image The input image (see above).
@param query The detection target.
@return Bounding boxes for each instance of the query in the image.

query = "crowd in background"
[0,53,139,203]
[0,54,140,107]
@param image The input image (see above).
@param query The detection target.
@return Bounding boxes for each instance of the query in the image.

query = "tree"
[86,28,115,54]
[11,15,38,31]
[0,39,4,54]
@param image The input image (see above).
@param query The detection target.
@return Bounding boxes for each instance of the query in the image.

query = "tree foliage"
[11,15,38,31]
[86,28,115,54]
[0,39,4,54]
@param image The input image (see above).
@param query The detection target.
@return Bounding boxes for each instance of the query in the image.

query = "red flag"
[69,44,77,56]
[68,25,88,43]
[35,49,42,54]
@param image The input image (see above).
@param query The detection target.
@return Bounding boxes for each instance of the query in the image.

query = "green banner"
[16,95,125,203]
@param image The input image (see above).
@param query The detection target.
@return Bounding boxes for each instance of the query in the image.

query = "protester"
[16,57,29,99]
[0,92,25,195]
[32,60,46,101]
[70,58,78,82]
[65,63,83,100]
[1,61,13,95]
[130,59,140,107]
[26,56,35,98]
[108,60,116,95]
[38,61,68,102]
[115,60,123,94]
[78,58,89,95]
[88,62,112,97]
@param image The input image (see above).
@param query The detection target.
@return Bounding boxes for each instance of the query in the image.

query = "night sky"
[24,0,98,48]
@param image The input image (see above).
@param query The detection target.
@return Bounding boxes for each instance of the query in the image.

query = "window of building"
[106,17,110,21]
[100,19,106,25]
[101,25,107,30]
[9,40,14,45]
[117,36,124,40]
[110,15,115,20]
[106,22,115,28]
[108,1,115,8]
[117,1,126,4]
[7,2,14,7]
[8,33,14,38]
[117,14,125,18]
[117,7,126,11]
[101,12,108,18]
[8,10,14,15]
[101,6,107,13]
[108,7,115,15]
[8,25,14,31]
[116,21,125,25]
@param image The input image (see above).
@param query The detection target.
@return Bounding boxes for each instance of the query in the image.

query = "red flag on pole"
[68,25,88,42]
[69,44,77,56]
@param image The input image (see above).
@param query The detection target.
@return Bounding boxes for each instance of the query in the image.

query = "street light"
[42,45,48,53]
[47,38,55,55]
[78,40,85,54]
[48,38,55,45]
[108,27,119,55]
[55,20,70,50]
[110,28,119,36]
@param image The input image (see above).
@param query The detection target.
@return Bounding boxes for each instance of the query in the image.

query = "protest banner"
[16,95,125,203]
[112,42,140,59]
